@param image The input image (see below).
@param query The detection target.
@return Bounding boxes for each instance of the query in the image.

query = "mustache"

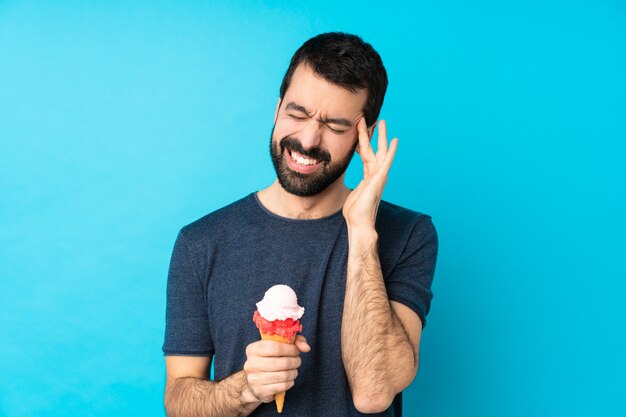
[280,136,331,163]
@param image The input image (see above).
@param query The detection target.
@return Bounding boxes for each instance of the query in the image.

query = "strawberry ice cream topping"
[253,310,302,339]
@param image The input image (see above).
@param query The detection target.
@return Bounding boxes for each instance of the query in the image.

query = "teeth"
[290,151,318,166]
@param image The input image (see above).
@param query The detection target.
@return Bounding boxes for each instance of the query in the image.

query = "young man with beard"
[162,32,438,416]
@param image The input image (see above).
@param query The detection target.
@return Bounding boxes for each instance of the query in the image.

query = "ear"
[355,119,377,155]
[367,121,377,140]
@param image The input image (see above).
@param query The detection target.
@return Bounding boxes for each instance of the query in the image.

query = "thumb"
[295,335,311,353]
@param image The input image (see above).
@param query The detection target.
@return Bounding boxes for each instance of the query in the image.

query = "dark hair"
[279,32,388,127]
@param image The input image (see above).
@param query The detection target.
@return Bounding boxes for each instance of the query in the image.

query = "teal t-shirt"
[163,192,438,416]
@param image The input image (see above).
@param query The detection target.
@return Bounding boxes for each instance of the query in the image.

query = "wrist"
[347,225,378,243]
[347,228,378,258]
[240,373,263,405]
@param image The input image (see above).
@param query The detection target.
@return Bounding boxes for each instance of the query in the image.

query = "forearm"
[341,229,416,406]
[165,370,261,417]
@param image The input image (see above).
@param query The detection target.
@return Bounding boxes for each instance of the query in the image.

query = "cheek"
[274,119,301,138]
[328,139,357,161]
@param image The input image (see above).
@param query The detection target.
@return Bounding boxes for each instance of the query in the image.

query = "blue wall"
[1,1,624,416]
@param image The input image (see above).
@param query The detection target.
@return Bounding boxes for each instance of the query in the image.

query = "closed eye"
[327,126,348,134]
[288,114,347,134]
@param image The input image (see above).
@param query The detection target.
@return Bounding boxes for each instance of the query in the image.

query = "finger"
[294,335,311,353]
[258,380,296,397]
[246,355,302,372]
[377,119,388,158]
[247,369,298,385]
[253,340,301,357]
[248,380,296,403]
[382,137,398,172]
[357,117,375,161]
[365,137,397,187]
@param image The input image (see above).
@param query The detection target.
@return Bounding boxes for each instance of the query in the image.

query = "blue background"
[1,1,625,416]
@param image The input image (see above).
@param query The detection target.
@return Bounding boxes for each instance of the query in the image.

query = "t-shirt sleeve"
[162,229,214,356]
[385,215,439,328]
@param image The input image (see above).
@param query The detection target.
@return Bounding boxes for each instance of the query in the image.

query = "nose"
[298,119,323,150]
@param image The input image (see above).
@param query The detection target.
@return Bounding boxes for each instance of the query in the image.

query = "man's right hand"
[242,335,311,403]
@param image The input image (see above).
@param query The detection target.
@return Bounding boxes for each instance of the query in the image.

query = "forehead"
[284,63,368,117]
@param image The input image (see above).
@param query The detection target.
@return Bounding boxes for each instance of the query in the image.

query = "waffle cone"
[260,330,296,413]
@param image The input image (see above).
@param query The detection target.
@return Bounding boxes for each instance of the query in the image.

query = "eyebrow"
[284,101,354,128]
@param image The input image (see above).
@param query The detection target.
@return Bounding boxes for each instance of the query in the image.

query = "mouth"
[285,149,323,174]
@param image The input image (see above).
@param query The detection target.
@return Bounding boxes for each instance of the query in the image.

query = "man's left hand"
[342,117,398,232]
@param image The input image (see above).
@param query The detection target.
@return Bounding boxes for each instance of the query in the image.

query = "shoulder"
[178,193,256,245]
[376,200,436,236]
[376,200,438,265]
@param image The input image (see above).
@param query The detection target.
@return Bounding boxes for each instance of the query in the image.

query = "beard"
[269,124,357,197]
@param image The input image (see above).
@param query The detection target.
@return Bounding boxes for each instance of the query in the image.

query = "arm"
[342,230,422,413]
[164,337,311,417]
[342,118,422,413]
[163,230,312,416]
[164,355,261,417]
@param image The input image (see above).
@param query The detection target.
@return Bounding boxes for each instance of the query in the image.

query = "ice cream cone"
[253,285,304,414]
[260,331,296,413]
[259,331,295,344]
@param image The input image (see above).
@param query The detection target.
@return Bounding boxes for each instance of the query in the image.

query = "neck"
[257,178,351,219]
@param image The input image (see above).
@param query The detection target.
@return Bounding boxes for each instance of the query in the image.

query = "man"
[162,32,438,416]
